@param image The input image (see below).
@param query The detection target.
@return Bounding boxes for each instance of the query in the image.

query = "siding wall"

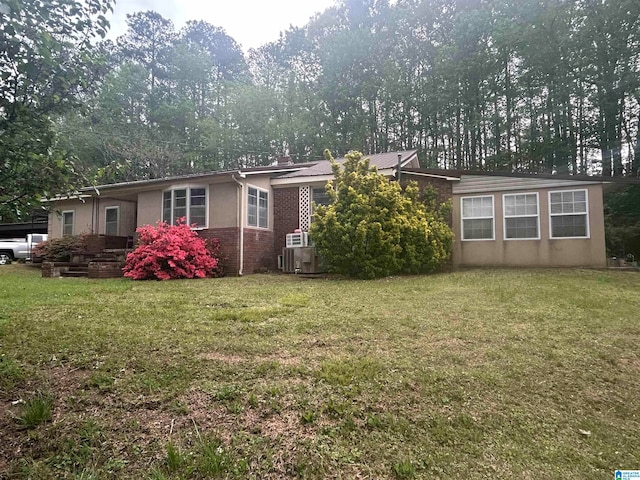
[48,199,94,237]
[137,191,163,226]
[98,199,136,236]
[453,178,606,267]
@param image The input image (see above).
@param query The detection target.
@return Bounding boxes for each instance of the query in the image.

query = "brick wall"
[198,227,275,275]
[273,187,299,259]
[88,262,125,279]
[197,227,240,276]
[243,228,275,273]
[402,176,454,226]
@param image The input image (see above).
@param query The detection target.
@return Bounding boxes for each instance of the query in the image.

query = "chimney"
[277,155,292,166]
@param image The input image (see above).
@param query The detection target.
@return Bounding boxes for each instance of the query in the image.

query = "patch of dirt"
[0,364,94,475]
[197,351,244,363]
[197,350,302,367]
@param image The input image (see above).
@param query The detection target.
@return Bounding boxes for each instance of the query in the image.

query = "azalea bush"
[310,150,453,279]
[32,235,87,262]
[123,221,222,280]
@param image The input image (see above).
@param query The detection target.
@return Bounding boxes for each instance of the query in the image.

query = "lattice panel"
[299,186,310,232]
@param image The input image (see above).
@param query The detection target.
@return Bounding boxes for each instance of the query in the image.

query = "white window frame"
[247,185,269,229]
[161,186,208,229]
[461,195,495,241]
[503,192,540,241]
[548,189,590,239]
[62,210,74,237]
[104,206,120,236]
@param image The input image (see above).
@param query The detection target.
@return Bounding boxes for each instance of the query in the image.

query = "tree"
[0,0,113,221]
[310,150,453,278]
[604,184,640,258]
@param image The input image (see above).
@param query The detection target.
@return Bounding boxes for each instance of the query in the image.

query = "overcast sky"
[106,0,337,51]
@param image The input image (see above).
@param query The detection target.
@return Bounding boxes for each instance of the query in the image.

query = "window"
[312,187,332,208]
[62,211,74,236]
[105,206,119,236]
[503,193,539,239]
[248,186,268,228]
[311,186,333,223]
[549,190,588,238]
[461,196,494,240]
[162,187,207,227]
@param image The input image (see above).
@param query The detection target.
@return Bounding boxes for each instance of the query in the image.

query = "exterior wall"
[137,190,163,226]
[138,181,238,229]
[198,227,240,276]
[273,187,300,260]
[210,182,238,228]
[97,199,136,236]
[452,182,607,267]
[198,227,275,275]
[406,176,453,209]
[243,228,275,273]
[48,199,95,238]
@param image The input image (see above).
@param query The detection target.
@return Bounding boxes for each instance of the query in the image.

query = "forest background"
[1,0,639,223]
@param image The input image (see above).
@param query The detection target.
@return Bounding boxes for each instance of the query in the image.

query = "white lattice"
[299,186,310,232]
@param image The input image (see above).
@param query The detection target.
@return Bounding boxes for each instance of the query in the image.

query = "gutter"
[232,173,246,276]
[401,171,461,181]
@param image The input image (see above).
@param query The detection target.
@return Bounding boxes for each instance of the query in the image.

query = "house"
[401,168,609,268]
[47,150,612,274]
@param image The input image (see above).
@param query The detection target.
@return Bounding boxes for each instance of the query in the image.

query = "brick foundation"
[273,187,300,260]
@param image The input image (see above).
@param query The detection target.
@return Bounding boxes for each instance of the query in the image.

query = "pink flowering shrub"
[123,220,222,280]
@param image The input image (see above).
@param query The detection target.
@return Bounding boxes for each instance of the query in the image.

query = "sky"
[106,0,337,51]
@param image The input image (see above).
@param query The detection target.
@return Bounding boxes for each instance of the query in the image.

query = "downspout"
[397,153,402,183]
[232,173,245,276]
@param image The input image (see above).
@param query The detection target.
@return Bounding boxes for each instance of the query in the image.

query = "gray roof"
[276,150,419,179]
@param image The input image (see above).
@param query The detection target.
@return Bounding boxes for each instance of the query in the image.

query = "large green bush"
[309,150,453,279]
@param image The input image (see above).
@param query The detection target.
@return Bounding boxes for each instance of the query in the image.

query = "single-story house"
[48,150,614,273]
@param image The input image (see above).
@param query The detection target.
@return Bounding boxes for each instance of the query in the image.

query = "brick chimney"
[277,155,292,166]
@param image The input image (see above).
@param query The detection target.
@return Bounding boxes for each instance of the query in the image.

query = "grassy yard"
[0,265,639,479]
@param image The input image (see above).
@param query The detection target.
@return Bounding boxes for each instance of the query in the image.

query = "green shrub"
[309,150,453,278]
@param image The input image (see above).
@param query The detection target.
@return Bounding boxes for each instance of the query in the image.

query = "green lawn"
[1,265,639,479]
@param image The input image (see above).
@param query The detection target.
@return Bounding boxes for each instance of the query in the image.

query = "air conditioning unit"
[286,232,309,248]
[281,246,325,274]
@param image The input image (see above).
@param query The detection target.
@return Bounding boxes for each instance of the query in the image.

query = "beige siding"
[453,175,598,194]
[138,182,239,229]
[452,183,607,267]
[210,182,238,228]
[98,199,136,236]
[48,199,95,238]
[137,190,163,227]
